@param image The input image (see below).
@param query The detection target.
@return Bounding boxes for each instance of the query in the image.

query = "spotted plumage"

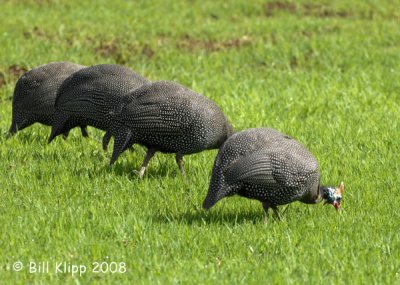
[203,128,344,216]
[106,80,234,177]
[9,62,87,137]
[48,64,149,146]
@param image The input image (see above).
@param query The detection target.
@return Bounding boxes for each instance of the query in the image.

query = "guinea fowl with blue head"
[203,128,344,218]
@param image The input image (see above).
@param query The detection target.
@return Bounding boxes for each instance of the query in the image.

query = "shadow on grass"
[105,159,182,180]
[104,148,190,180]
[150,208,266,225]
[4,127,49,144]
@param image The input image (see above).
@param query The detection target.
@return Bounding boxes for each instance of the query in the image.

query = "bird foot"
[262,203,281,222]
[138,167,146,179]
[180,168,186,176]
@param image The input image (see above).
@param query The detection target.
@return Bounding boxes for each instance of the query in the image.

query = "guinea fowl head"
[320,182,344,211]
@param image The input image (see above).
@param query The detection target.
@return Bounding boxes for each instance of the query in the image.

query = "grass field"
[1,0,399,284]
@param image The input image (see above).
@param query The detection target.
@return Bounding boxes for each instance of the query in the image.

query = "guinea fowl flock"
[9,61,344,218]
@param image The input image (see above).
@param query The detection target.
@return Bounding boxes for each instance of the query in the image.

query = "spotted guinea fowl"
[9,62,87,137]
[106,80,234,177]
[48,64,149,147]
[203,128,344,217]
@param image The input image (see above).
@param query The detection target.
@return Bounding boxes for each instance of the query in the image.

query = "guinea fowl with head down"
[203,128,344,218]
[105,80,234,178]
[9,62,87,138]
[48,64,149,147]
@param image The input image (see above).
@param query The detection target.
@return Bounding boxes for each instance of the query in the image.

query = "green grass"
[1,0,400,284]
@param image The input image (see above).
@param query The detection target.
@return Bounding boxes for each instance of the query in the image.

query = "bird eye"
[327,197,335,203]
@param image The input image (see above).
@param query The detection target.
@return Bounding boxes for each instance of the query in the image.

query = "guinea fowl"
[202,128,344,217]
[9,62,87,137]
[48,64,149,147]
[106,80,234,178]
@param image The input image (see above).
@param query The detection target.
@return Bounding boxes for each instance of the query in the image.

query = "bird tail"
[48,111,70,144]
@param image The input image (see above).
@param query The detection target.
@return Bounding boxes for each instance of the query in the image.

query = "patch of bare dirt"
[303,3,351,18]
[263,1,376,19]
[141,44,155,59]
[95,40,128,64]
[290,56,298,69]
[8,65,27,78]
[0,74,5,88]
[177,35,253,52]
[264,1,297,17]
[0,65,27,88]
[93,38,155,63]
[15,0,60,6]
[23,26,48,39]
[95,40,119,58]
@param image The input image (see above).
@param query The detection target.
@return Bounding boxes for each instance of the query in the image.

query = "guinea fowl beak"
[323,200,341,211]
[333,201,340,211]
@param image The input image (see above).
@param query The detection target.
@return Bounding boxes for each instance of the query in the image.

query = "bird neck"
[319,186,333,202]
[299,182,322,204]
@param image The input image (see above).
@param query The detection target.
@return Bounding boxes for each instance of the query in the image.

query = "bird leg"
[138,148,157,179]
[175,153,186,176]
[262,202,280,223]
[262,202,270,223]
[102,130,112,151]
[80,125,89,138]
[271,206,281,220]
[62,130,70,139]
[262,202,270,214]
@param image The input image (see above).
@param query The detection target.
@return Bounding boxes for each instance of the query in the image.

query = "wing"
[224,150,278,186]
[224,148,317,188]
[119,84,189,136]
[57,88,109,117]
[121,102,185,136]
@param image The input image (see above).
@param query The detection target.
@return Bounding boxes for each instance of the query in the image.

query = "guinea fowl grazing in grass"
[202,128,344,218]
[48,64,149,147]
[105,80,234,178]
[9,62,87,137]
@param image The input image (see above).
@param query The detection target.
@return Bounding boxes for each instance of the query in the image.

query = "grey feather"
[9,62,84,135]
[224,150,275,185]
[108,80,234,176]
[203,128,320,212]
[48,64,149,144]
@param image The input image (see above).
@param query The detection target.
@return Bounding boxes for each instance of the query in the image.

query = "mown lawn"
[0,0,399,284]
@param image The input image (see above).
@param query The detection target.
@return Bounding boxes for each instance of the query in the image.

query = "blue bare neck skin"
[320,186,336,203]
